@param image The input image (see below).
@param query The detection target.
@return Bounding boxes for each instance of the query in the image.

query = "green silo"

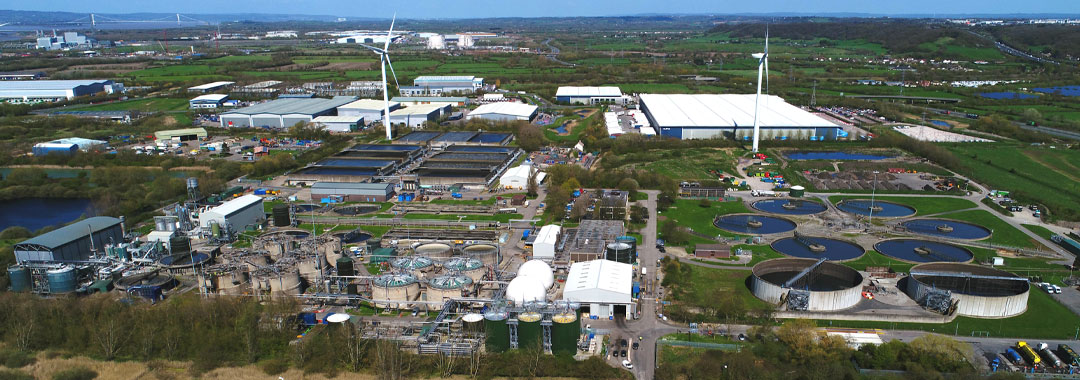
[516,312,543,350]
[484,310,509,352]
[551,311,581,355]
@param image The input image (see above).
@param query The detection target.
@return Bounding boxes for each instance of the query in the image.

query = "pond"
[0,198,97,231]
[977,92,1040,100]
[929,120,950,128]
[1033,86,1080,97]
[553,122,569,134]
[786,152,893,161]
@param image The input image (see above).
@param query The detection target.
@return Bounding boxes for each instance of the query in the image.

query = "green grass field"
[826,196,977,216]
[610,148,742,181]
[672,264,771,311]
[948,145,1080,221]
[1022,224,1058,241]
[935,209,1041,249]
[79,98,191,112]
[662,199,749,243]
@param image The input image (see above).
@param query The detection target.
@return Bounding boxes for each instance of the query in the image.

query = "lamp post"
[869,171,880,226]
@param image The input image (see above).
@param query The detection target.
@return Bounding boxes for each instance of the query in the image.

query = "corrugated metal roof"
[414,75,476,82]
[155,128,207,139]
[391,96,468,103]
[468,102,538,118]
[389,103,445,116]
[188,81,234,90]
[640,94,836,128]
[556,86,622,97]
[191,94,228,102]
[207,195,262,218]
[223,96,357,116]
[338,99,398,110]
[312,115,363,123]
[564,259,633,299]
[15,216,121,250]
[311,182,393,191]
[0,79,111,91]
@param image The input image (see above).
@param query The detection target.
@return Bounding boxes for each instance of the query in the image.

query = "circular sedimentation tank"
[516,312,543,350]
[294,204,320,212]
[462,243,499,266]
[605,242,635,264]
[334,204,381,215]
[272,204,291,227]
[484,310,510,352]
[158,251,213,270]
[752,199,828,215]
[7,265,31,292]
[115,271,177,291]
[874,239,974,263]
[443,257,487,282]
[267,269,303,296]
[750,258,864,311]
[391,256,435,276]
[372,273,421,308]
[415,243,453,258]
[835,199,916,218]
[713,214,797,235]
[771,234,865,261]
[551,311,581,355]
[906,263,1029,318]
[46,266,77,294]
[900,219,992,240]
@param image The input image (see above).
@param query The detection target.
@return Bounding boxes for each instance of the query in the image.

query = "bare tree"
[526,340,545,377]
[438,350,456,378]
[341,325,368,371]
[374,339,413,380]
[10,304,35,351]
[467,345,483,378]
[93,317,131,360]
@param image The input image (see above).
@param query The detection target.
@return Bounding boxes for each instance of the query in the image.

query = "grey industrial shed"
[220,96,357,128]
[14,216,124,263]
[310,182,395,202]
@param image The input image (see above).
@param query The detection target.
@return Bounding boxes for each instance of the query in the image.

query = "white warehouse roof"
[390,103,445,116]
[556,86,622,97]
[191,94,228,102]
[532,225,560,260]
[312,115,363,123]
[639,94,837,128]
[339,99,398,111]
[208,194,263,218]
[563,259,633,305]
[188,81,235,91]
[468,102,538,118]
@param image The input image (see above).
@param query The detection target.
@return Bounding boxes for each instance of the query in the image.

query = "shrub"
[0,369,33,380]
[259,358,289,375]
[51,367,98,380]
[0,349,36,368]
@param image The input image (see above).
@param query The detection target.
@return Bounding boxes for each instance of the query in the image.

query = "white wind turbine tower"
[359,14,400,141]
[751,30,769,153]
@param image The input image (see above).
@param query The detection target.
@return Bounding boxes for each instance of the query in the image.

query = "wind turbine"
[359,14,400,141]
[751,29,768,153]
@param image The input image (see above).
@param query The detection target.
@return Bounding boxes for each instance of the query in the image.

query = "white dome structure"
[517,259,554,289]
[506,276,546,306]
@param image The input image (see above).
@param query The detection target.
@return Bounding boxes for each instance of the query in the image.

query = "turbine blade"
[384,13,396,51]
[358,43,383,54]
[386,55,401,96]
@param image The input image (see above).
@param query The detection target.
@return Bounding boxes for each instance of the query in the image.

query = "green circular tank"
[7,265,30,292]
[484,310,509,352]
[551,311,580,355]
[516,312,543,350]
[337,257,356,294]
[789,185,805,198]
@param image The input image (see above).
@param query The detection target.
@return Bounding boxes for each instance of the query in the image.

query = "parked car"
[620,350,627,358]
[632,342,640,350]
[622,360,633,369]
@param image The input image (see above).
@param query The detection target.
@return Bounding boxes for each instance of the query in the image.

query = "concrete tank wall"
[751,258,864,312]
[807,286,864,311]
[906,263,1029,318]
[750,274,785,304]
[372,282,421,309]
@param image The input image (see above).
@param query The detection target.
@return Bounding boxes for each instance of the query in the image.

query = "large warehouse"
[639,94,841,140]
[155,128,207,141]
[14,216,125,263]
[399,76,484,96]
[556,86,625,105]
[220,96,356,128]
[310,182,395,202]
[0,79,119,103]
[389,104,448,127]
[467,102,538,122]
[189,94,229,109]
[337,99,400,121]
[562,259,635,319]
[198,195,265,230]
[312,115,363,132]
[499,163,546,190]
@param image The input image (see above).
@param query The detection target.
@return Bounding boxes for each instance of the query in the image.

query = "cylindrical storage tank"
[443,257,487,282]
[391,256,435,277]
[337,257,355,277]
[325,245,343,269]
[273,204,290,227]
[462,243,499,266]
[426,274,474,309]
[7,265,31,292]
[506,276,546,306]
[366,238,382,253]
[47,266,77,294]
[415,243,453,258]
[750,258,864,312]
[789,185,805,198]
[169,236,190,256]
[217,271,248,295]
[551,311,581,355]
[905,263,1029,318]
[517,259,554,289]
[484,310,510,352]
[462,313,484,336]
[372,273,421,309]
[616,236,637,262]
[605,242,634,264]
[269,269,302,297]
[245,254,270,272]
[211,221,221,238]
[516,312,543,350]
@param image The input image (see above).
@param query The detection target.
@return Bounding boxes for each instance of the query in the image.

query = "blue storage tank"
[398,194,406,201]
[47,266,77,294]
[572,190,581,198]
[522,230,531,239]
[1006,348,1023,364]
[32,143,79,156]
[7,265,31,292]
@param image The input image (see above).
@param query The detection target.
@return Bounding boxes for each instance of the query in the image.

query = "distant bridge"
[844,95,962,104]
[54,13,211,27]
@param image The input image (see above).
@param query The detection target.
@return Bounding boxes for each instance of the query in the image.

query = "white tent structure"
[562,259,635,318]
[532,225,560,261]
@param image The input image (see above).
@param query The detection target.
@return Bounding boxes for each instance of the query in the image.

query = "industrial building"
[905,263,1029,318]
[14,216,125,263]
[335,144,426,161]
[32,137,108,156]
[188,81,235,93]
[397,131,513,147]
[312,115,363,132]
[36,32,92,50]
[467,102,538,122]
[389,104,448,127]
[310,182,395,202]
[563,220,627,263]
[392,96,469,107]
[0,71,45,81]
[499,163,545,190]
[399,76,484,96]
[694,244,730,259]
[198,195,265,231]
[638,94,842,140]
[337,98,400,121]
[0,79,119,103]
[289,157,402,185]
[410,145,520,187]
[532,225,560,262]
[154,128,207,141]
[750,258,864,312]
[220,96,357,128]
[189,94,229,109]
[555,86,625,105]
[562,259,634,318]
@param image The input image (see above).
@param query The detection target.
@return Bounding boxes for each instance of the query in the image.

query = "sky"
[7,0,1080,19]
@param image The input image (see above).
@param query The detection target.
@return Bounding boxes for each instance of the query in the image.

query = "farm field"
[78,98,191,112]
[947,144,1080,221]
[661,198,750,244]
[607,148,742,181]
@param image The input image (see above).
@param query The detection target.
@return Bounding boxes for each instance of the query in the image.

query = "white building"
[188,81,235,93]
[499,163,546,190]
[312,115,364,133]
[337,99,400,122]
[639,94,842,140]
[466,102,538,122]
[563,259,635,319]
[198,194,264,230]
[556,86,625,105]
[532,225,560,261]
[189,94,229,109]
[0,79,118,103]
[388,104,448,128]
